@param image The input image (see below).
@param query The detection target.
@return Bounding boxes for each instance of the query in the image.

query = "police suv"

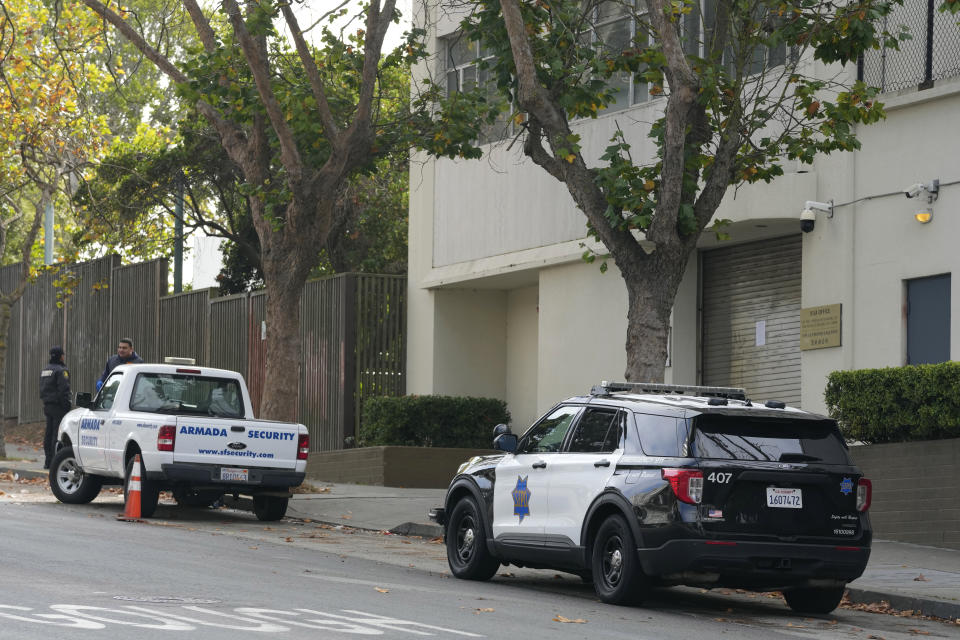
[430,382,872,614]
[49,362,309,521]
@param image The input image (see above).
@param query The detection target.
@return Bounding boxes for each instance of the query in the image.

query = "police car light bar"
[590,381,747,401]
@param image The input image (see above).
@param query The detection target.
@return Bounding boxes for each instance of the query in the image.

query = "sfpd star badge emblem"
[840,477,854,496]
[512,475,531,522]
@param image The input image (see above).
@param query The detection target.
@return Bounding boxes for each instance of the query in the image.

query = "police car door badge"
[512,476,531,522]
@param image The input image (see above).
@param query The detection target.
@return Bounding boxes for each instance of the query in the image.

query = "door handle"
[594,459,611,468]
[532,461,547,469]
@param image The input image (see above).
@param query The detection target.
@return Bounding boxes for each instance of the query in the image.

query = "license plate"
[221,467,249,482]
[766,487,803,509]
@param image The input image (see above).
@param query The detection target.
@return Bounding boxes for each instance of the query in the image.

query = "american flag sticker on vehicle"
[708,509,723,519]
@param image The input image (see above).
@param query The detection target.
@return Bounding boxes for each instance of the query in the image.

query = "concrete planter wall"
[306,446,497,489]
[848,438,959,550]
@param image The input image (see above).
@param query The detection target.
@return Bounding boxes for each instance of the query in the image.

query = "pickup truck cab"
[49,362,309,521]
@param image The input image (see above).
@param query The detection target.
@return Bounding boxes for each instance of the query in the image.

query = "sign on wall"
[800,304,842,350]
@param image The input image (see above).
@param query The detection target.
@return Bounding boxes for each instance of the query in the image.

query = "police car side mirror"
[75,392,92,408]
[493,433,518,453]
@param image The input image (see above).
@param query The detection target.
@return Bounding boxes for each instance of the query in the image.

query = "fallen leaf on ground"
[553,616,586,624]
[474,608,495,614]
[375,588,389,594]
[913,574,929,582]
[284,537,294,542]
[867,635,884,639]
[908,630,930,636]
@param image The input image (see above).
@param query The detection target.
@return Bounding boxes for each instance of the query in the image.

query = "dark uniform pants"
[43,405,68,468]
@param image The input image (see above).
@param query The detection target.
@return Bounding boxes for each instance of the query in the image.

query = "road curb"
[846,587,960,620]
[388,522,443,538]
[0,466,48,481]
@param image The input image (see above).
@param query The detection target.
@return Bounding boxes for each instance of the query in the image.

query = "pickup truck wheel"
[591,515,647,606]
[446,497,500,581]
[124,456,160,518]
[783,586,846,614]
[49,446,102,504]
[253,495,288,521]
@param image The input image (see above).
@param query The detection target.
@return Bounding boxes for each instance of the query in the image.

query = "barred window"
[859,0,960,92]
[585,1,650,110]
[442,35,512,144]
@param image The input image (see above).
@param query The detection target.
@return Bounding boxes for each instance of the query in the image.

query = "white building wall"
[408,2,960,425]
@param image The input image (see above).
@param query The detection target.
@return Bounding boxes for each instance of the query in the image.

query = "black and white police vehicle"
[430,382,872,614]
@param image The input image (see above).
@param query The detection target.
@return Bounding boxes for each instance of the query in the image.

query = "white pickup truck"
[49,362,309,521]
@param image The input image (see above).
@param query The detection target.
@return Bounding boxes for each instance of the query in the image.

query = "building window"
[585,1,650,110]
[859,0,960,92]
[682,0,789,75]
[442,35,511,144]
[906,273,951,365]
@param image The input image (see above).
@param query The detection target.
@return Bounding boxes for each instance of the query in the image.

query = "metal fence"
[2,257,405,450]
[860,0,960,92]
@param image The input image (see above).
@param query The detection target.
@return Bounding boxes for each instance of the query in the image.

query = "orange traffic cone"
[118,454,143,521]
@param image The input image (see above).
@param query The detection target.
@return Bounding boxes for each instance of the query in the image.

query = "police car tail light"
[297,434,309,460]
[662,468,703,504]
[157,425,176,452]
[856,478,872,512]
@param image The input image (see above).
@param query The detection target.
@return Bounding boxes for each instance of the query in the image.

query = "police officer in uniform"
[40,346,71,469]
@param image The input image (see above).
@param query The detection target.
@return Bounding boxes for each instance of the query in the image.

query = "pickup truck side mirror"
[492,423,511,438]
[75,392,92,408]
[493,433,518,453]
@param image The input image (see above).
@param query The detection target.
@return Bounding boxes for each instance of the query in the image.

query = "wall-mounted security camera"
[904,179,940,203]
[800,200,833,233]
[903,183,925,199]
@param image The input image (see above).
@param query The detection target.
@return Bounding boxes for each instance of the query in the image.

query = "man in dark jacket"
[96,338,144,390]
[40,346,71,469]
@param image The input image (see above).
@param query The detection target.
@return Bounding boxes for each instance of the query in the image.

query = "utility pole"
[174,174,184,292]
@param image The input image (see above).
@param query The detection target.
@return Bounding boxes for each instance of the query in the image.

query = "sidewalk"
[5,443,958,619]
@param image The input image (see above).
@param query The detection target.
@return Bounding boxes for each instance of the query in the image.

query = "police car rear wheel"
[782,586,846,614]
[592,515,646,605]
[49,446,102,504]
[124,455,160,518]
[447,497,500,581]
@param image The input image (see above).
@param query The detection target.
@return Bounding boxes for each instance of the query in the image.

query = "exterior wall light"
[915,207,933,224]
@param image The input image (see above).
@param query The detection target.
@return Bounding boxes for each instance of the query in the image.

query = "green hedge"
[824,362,960,443]
[361,395,511,448]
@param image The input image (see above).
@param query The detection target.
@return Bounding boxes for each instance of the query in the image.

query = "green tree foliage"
[80,0,425,420]
[424,0,906,382]
[0,0,111,455]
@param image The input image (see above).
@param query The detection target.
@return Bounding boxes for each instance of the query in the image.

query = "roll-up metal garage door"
[700,235,801,406]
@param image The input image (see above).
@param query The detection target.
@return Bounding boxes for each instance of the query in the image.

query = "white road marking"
[0,604,483,636]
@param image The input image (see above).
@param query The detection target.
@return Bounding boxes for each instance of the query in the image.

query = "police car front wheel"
[446,497,500,581]
[591,515,648,605]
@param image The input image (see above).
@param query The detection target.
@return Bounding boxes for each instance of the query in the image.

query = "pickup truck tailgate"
[173,418,299,469]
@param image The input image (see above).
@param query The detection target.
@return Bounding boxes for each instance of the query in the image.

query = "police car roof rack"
[590,381,747,401]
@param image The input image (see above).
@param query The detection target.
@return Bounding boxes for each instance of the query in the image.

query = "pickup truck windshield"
[129,373,244,418]
[690,415,849,464]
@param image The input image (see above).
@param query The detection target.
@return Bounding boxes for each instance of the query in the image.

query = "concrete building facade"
[407,1,960,431]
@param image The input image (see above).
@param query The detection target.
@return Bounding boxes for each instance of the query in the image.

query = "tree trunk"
[257,241,312,422]
[620,245,692,383]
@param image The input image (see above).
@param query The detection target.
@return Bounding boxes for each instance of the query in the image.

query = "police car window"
[690,415,849,464]
[567,408,622,453]
[518,406,580,454]
[634,413,685,457]
[130,373,244,417]
[93,375,122,411]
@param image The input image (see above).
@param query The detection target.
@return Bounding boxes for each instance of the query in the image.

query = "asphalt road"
[1,480,958,639]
